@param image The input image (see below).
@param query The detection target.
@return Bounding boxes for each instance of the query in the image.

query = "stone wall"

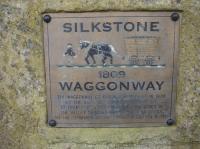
[0,0,200,148]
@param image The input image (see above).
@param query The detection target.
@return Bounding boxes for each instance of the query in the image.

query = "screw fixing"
[171,13,179,21]
[43,15,51,23]
[49,120,57,127]
[166,118,175,126]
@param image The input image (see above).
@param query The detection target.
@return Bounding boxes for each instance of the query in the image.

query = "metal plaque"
[43,12,180,127]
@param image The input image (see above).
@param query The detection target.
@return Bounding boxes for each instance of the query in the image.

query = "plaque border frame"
[43,11,180,127]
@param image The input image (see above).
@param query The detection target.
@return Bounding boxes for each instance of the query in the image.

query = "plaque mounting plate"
[43,12,180,127]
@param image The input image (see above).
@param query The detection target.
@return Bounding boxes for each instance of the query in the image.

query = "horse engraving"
[80,41,117,65]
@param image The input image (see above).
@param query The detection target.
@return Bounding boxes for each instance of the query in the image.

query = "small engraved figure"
[80,40,117,65]
[63,43,76,64]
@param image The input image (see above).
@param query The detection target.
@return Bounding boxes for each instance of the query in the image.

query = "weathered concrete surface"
[0,0,200,149]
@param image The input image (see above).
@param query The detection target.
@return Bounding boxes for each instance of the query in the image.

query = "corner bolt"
[43,15,52,23]
[171,12,179,22]
[48,119,57,127]
[166,118,175,126]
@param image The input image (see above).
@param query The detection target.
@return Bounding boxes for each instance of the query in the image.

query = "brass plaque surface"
[43,12,180,127]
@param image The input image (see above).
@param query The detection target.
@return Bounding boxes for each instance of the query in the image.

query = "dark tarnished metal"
[48,120,57,127]
[43,12,180,127]
[43,15,51,23]
[166,119,175,126]
[171,12,180,21]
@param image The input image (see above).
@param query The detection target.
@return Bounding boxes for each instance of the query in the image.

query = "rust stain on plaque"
[43,12,180,127]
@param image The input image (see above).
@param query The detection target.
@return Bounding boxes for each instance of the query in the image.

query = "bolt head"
[166,118,175,126]
[48,120,57,127]
[171,13,179,21]
[43,15,51,23]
